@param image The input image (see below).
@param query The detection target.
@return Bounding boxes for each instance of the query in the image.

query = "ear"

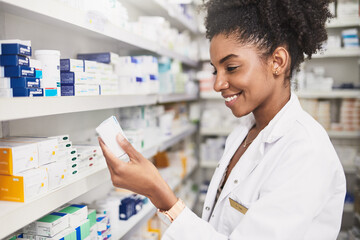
[271,47,289,77]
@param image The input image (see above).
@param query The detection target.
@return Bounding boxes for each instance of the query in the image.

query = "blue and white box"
[1,43,32,56]
[30,59,43,79]
[61,84,99,96]
[60,59,84,72]
[83,60,98,73]
[77,52,119,64]
[60,72,87,85]
[13,87,44,97]
[0,55,30,66]
[4,66,35,77]
[10,77,40,88]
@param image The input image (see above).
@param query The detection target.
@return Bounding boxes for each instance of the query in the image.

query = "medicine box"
[58,204,88,228]
[0,88,13,97]
[0,167,48,202]
[13,87,44,97]
[0,77,10,88]
[0,140,38,175]
[77,52,119,64]
[0,55,30,66]
[96,116,127,159]
[60,59,84,72]
[34,228,76,240]
[58,141,72,150]
[44,88,58,97]
[1,43,32,56]
[74,219,90,240]
[36,212,69,237]
[87,209,96,229]
[11,77,41,88]
[49,135,70,143]
[61,84,99,96]
[4,66,35,77]
[5,137,58,166]
[60,72,87,85]
[30,59,43,79]
[41,161,67,190]
[83,60,97,73]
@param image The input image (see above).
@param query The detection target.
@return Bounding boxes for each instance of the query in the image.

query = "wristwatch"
[157,198,186,225]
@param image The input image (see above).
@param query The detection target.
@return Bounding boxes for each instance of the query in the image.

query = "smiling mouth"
[224,92,242,102]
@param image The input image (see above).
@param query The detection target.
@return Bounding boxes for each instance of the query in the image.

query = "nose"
[213,74,229,92]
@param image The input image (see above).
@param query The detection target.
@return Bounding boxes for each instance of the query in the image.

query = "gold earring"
[275,70,278,75]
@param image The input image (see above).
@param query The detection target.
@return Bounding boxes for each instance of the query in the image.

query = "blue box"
[60,59,84,72]
[4,66,35,77]
[77,52,115,64]
[13,87,43,97]
[35,69,42,78]
[10,77,40,88]
[1,43,32,56]
[45,88,58,97]
[0,55,29,66]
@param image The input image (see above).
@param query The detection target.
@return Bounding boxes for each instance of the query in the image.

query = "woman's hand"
[98,134,178,211]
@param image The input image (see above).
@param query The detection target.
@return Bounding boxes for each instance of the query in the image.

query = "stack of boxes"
[19,204,94,240]
[0,40,43,97]
[60,59,100,96]
[340,99,360,131]
[73,145,102,173]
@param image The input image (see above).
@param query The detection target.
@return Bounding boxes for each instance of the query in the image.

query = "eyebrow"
[219,54,239,64]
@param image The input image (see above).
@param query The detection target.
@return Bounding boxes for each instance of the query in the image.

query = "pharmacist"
[99,0,346,239]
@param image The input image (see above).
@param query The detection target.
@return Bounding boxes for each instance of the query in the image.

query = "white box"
[96,116,127,159]
[58,204,88,228]
[35,228,76,240]
[34,212,69,237]
[41,161,67,190]
[0,140,38,175]
[0,77,11,88]
[84,60,98,74]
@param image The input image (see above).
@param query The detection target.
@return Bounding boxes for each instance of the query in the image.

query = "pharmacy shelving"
[200,91,222,100]
[199,161,218,169]
[326,17,360,28]
[160,124,197,151]
[158,93,198,104]
[0,0,198,67]
[0,93,200,121]
[200,127,233,136]
[295,90,360,99]
[312,48,360,58]
[0,124,197,239]
[124,0,198,34]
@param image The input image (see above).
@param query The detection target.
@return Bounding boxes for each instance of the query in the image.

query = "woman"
[99,0,346,239]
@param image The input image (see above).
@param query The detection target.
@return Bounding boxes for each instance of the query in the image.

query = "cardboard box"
[4,66,35,77]
[0,140,38,175]
[60,59,84,72]
[1,43,32,56]
[58,205,88,228]
[13,87,43,97]
[41,161,67,190]
[74,219,90,240]
[49,135,70,143]
[35,228,76,240]
[10,77,41,88]
[0,168,48,202]
[5,137,58,166]
[0,55,30,66]
[23,212,70,237]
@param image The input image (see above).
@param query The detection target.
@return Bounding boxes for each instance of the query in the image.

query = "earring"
[274,68,279,75]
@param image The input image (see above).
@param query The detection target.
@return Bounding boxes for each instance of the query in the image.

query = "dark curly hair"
[204,0,332,80]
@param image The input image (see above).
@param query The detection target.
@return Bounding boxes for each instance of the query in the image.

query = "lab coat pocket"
[222,193,252,231]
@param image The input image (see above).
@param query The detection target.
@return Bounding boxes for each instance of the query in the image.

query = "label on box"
[4,66,35,77]
[10,77,40,88]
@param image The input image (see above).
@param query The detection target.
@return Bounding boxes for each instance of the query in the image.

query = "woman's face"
[210,33,279,118]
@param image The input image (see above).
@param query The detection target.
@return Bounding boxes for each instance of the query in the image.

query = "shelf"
[295,90,360,99]
[0,94,158,121]
[328,131,360,139]
[124,0,198,34]
[326,17,360,28]
[159,124,197,152]
[199,161,218,168]
[158,93,198,104]
[312,48,360,58]
[0,124,197,239]
[0,0,198,67]
[0,163,110,239]
[200,128,232,136]
[200,91,222,100]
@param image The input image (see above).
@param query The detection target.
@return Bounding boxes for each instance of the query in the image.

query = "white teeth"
[224,94,238,102]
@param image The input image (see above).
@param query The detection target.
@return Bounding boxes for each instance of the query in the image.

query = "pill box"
[10,77,41,88]
[23,212,69,237]
[30,59,43,79]
[41,161,67,190]
[0,140,38,175]
[1,43,32,56]
[44,88,58,97]
[0,55,30,66]
[13,87,44,97]
[60,72,87,85]
[4,66,35,77]
[58,204,88,228]
[0,167,48,202]
[61,84,99,96]
[96,116,127,159]
[83,60,98,73]
[77,52,119,64]
[60,59,84,72]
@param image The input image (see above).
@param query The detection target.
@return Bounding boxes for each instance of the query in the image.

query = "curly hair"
[204,0,332,79]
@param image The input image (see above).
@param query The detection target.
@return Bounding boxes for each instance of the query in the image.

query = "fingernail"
[117,133,125,142]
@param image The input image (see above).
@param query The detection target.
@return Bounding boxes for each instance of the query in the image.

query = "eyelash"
[212,66,239,75]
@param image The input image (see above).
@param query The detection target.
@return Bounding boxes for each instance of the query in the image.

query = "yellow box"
[0,140,38,175]
[0,168,48,202]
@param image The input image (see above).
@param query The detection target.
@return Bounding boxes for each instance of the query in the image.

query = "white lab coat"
[162,93,346,240]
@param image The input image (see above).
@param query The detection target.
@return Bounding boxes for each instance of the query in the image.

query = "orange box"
[0,168,48,202]
[0,140,38,175]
